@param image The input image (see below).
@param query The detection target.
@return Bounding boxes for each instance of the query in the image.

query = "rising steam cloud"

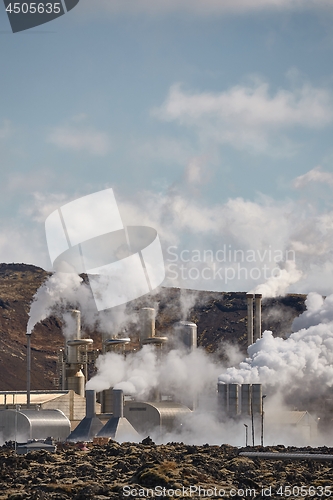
[218,292,333,404]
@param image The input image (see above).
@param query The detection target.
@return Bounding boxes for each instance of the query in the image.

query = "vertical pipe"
[139,308,155,347]
[85,390,96,418]
[217,383,228,416]
[247,294,254,346]
[174,321,197,351]
[71,309,81,339]
[250,386,255,447]
[254,294,262,342]
[228,384,240,417]
[26,334,31,409]
[241,384,251,416]
[252,384,263,414]
[113,389,124,418]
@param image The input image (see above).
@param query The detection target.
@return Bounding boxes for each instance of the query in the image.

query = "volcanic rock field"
[1,441,333,499]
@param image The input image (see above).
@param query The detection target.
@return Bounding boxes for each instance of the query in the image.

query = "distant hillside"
[0,263,307,391]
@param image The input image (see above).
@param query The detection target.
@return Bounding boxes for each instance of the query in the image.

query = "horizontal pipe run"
[240,452,333,462]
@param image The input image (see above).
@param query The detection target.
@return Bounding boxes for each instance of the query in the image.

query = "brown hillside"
[0,264,306,392]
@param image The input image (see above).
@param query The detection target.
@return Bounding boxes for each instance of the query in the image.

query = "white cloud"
[184,156,209,186]
[2,175,333,296]
[82,0,333,16]
[153,81,333,154]
[293,166,333,189]
[48,124,111,156]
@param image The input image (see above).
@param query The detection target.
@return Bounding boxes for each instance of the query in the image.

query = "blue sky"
[1,0,333,295]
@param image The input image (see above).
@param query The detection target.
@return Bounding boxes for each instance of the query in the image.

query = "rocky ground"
[0,441,332,499]
[0,263,307,391]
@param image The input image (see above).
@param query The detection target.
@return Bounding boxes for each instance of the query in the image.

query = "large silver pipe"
[85,390,96,418]
[70,309,81,340]
[254,294,262,342]
[246,294,254,346]
[26,334,31,409]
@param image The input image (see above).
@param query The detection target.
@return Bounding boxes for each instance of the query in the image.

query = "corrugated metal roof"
[0,392,69,406]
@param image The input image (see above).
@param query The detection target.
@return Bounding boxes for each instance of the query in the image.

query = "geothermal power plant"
[0,292,319,449]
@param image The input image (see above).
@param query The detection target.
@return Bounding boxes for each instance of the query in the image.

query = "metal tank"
[124,400,192,436]
[0,409,70,443]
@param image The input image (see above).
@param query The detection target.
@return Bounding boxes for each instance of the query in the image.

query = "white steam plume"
[27,272,135,339]
[251,260,303,298]
[86,344,222,402]
[218,292,333,402]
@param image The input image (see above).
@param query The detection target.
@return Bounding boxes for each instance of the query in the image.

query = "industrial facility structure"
[0,294,318,446]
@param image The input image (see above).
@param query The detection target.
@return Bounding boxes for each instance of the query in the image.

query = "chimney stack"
[254,294,262,342]
[246,294,254,346]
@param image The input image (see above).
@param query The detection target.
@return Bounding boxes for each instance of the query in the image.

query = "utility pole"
[261,394,267,447]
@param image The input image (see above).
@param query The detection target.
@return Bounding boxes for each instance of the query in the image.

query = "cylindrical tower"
[139,308,155,346]
[113,389,124,418]
[247,294,254,346]
[228,384,241,417]
[174,321,197,351]
[252,384,263,415]
[67,367,85,397]
[241,383,251,416]
[85,390,97,418]
[217,382,228,415]
[254,294,262,342]
[64,309,93,397]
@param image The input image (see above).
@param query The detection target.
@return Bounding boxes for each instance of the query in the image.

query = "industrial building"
[0,293,319,446]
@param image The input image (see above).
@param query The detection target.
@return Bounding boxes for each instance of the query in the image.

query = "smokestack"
[66,390,103,442]
[86,390,96,419]
[64,309,93,397]
[247,294,254,346]
[97,389,140,442]
[252,384,263,415]
[71,309,81,339]
[254,294,262,342]
[139,308,155,347]
[217,382,228,416]
[228,384,241,417]
[174,321,197,351]
[241,383,251,416]
[113,389,124,418]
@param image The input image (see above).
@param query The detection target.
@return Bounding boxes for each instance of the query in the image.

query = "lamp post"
[26,333,31,409]
[261,394,267,447]
[244,424,248,447]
